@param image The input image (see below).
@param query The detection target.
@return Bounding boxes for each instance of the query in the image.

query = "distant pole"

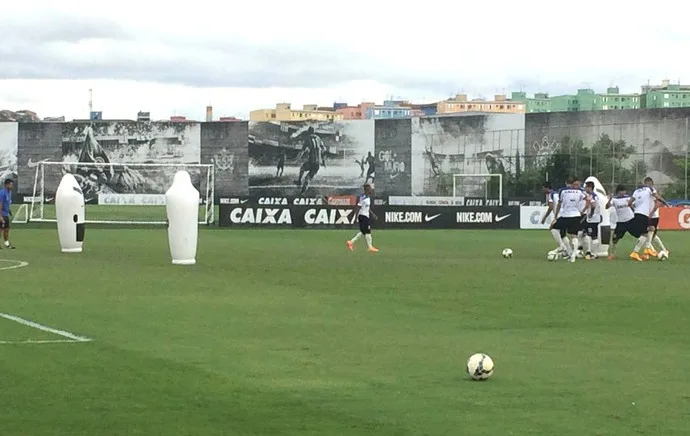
[684,117,690,200]
[88,89,93,116]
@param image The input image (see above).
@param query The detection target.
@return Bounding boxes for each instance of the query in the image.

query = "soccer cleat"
[644,248,658,257]
[346,240,354,252]
[630,252,643,262]
[368,247,379,253]
[584,252,595,260]
[607,255,616,260]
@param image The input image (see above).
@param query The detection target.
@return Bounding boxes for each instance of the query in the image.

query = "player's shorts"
[358,214,371,234]
[585,221,600,239]
[0,216,9,229]
[629,213,650,238]
[613,220,631,241]
[301,162,320,179]
[553,216,581,235]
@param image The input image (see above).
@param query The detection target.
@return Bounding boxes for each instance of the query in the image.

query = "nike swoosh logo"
[495,214,511,222]
[425,214,441,222]
[390,173,400,179]
[240,199,248,204]
[45,197,54,203]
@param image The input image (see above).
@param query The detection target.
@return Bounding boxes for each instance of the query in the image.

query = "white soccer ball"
[657,250,669,261]
[466,353,494,380]
[501,248,513,258]
[547,250,560,261]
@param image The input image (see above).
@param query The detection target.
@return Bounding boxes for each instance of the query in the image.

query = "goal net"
[452,173,503,206]
[22,161,214,225]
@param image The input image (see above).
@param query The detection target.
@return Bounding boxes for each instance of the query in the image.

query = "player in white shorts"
[606,185,634,259]
[581,181,601,259]
[553,177,589,263]
[628,177,668,261]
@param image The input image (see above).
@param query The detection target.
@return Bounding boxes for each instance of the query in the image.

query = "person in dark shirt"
[295,127,326,195]
[276,151,286,178]
[0,179,15,249]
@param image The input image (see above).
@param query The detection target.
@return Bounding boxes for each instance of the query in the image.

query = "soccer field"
[1,228,689,435]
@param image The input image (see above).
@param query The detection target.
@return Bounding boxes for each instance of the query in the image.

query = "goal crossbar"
[25,161,215,225]
[452,173,503,206]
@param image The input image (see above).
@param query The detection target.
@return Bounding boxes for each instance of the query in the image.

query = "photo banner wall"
[373,118,412,197]
[410,114,525,197]
[0,122,18,188]
[201,121,249,199]
[9,107,690,205]
[17,121,203,203]
[247,120,374,198]
[524,108,690,191]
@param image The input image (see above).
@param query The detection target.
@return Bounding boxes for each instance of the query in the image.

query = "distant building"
[206,106,213,122]
[550,88,640,112]
[137,111,151,122]
[437,94,526,114]
[510,92,551,113]
[43,116,66,122]
[170,116,187,122]
[90,111,103,121]
[400,102,437,116]
[219,117,242,122]
[641,79,690,109]
[364,100,414,119]
[249,103,343,122]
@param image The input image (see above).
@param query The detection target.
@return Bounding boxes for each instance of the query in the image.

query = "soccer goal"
[452,173,503,206]
[24,162,215,225]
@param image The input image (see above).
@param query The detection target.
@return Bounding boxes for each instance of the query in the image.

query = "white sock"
[654,235,667,251]
[570,237,579,259]
[645,237,654,249]
[365,234,373,249]
[609,242,617,256]
[351,232,362,243]
[551,230,567,252]
[562,237,572,255]
[585,235,592,253]
[3,241,8,247]
[633,236,647,253]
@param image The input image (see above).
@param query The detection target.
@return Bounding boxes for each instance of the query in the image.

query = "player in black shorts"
[295,127,327,196]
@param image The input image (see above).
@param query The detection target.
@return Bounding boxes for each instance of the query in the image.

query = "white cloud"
[1,0,689,120]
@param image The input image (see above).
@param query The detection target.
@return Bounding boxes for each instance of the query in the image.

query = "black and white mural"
[0,122,18,185]
[248,120,374,197]
[200,122,249,199]
[373,118,412,197]
[410,114,525,197]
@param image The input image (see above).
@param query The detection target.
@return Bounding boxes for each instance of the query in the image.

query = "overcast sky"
[1,0,688,120]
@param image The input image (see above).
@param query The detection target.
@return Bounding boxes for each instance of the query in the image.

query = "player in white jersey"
[628,177,668,261]
[643,179,669,257]
[541,181,568,255]
[581,181,602,259]
[553,177,589,262]
[606,185,634,259]
[347,184,378,253]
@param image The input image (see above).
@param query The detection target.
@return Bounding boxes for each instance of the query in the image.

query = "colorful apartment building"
[437,94,526,114]
[249,103,343,122]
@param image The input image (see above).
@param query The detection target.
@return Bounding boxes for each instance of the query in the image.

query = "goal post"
[26,161,215,225]
[452,173,503,206]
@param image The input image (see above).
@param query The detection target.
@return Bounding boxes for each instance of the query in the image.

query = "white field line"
[0,260,29,271]
[0,313,93,343]
[0,339,88,344]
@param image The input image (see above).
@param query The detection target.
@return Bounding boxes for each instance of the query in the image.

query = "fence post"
[683,117,690,200]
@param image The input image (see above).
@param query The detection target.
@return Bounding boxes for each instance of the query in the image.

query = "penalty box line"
[0,312,93,345]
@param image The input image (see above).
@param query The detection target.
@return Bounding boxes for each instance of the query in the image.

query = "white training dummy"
[55,173,85,253]
[584,176,611,257]
[165,171,199,265]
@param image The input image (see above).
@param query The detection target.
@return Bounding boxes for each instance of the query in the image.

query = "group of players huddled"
[541,177,668,262]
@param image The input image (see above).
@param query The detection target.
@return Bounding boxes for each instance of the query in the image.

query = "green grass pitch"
[1,227,689,435]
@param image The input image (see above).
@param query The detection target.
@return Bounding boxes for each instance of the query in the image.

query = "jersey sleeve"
[357,195,364,207]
